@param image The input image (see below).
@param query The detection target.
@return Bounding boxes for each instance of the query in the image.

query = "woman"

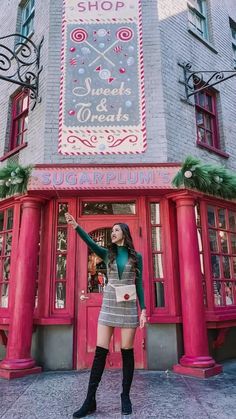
[65,213,147,418]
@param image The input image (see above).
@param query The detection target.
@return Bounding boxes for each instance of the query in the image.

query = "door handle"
[80,294,89,301]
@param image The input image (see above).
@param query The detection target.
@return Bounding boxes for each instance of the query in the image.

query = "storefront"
[1,163,236,379]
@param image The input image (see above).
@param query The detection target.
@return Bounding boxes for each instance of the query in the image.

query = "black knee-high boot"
[73,346,109,418]
[121,348,134,415]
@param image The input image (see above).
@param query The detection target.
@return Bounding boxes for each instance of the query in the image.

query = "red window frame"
[0,208,14,310]
[10,90,29,151]
[50,200,75,317]
[199,200,236,313]
[148,201,167,314]
[195,88,220,151]
[195,203,207,307]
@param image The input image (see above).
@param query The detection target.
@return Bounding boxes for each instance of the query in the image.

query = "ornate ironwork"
[0,33,44,110]
[180,62,236,102]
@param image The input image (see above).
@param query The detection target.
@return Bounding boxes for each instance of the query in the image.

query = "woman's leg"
[121,327,136,349]
[120,328,137,415]
[73,325,114,418]
[97,324,114,348]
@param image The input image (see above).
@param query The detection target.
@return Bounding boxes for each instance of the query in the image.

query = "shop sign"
[59,0,146,156]
[28,166,180,190]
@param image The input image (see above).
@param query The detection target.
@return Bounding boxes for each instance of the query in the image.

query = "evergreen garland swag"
[0,163,33,198]
[172,156,236,200]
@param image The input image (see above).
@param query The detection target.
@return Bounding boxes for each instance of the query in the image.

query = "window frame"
[20,0,35,38]
[199,199,236,317]
[230,20,236,69]
[187,0,209,40]
[147,198,179,321]
[0,201,21,322]
[195,87,223,154]
[148,201,166,312]
[10,90,29,152]
[80,197,138,218]
[50,199,75,317]
[0,208,14,311]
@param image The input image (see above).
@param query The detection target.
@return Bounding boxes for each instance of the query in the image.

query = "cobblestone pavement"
[1,360,236,419]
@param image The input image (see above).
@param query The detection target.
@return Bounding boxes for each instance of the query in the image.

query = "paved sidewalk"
[1,360,236,419]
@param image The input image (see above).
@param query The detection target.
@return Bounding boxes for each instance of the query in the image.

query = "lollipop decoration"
[70,26,134,69]
[116,27,134,42]
[70,28,88,43]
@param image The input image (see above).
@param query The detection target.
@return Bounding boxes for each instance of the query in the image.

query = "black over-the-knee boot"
[121,348,134,415]
[73,346,109,418]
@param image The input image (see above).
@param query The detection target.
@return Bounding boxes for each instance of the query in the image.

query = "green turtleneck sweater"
[75,225,146,310]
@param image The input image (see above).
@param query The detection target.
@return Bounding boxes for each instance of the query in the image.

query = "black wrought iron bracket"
[0,33,44,110]
[179,61,236,103]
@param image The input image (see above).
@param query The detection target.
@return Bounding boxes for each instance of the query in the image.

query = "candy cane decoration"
[88,27,134,68]
[70,28,115,67]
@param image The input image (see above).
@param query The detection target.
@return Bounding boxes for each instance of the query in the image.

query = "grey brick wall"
[158,0,236,169]
[0,0,236,169]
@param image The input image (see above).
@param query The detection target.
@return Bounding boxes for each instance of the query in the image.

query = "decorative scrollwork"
[67,133,98,148]
[0,33,44,110]
[180,62,236,101]
[107,134,138,148]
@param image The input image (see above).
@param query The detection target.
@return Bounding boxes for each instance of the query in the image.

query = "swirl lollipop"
[70,28,88,43]
[116,27,134,42]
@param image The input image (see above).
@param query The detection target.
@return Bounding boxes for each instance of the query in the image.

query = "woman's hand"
[139,309,147,329]
[65,212,78,229]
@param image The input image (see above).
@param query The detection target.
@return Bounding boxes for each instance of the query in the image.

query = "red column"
[172,194,222,378]
[0,197,44,379]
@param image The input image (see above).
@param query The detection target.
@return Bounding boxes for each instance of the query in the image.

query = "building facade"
[0,0,236,379]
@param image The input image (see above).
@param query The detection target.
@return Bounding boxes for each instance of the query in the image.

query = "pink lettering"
[102,1,113,10]
[77,2,86,12]
[77,1,125,12]
[116,2,124,10]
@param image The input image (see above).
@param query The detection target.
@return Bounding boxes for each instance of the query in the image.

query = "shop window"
[87,228,111,293]
[230,19,236,68]
[20,0,35,38]
[10,90,29,151]
[0,208,14,308]
[195,88,220,152]
[188,0,209,40]
[53,203,69,309]
[82,201,136,215]
[149,203,165,308]
[34,219,42,309]
[195,204,207,306]
[207,206,236,307]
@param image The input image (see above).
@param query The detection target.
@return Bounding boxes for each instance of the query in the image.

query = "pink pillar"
[0,197,44,379]
[172,194,222,378]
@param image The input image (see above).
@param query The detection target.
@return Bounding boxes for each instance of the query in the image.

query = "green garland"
[0,163,33,198]
[172,156,236,199]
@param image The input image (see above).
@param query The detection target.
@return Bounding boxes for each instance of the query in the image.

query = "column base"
[173,363,223,378]
[0,366,42,380]
[0,357,36,370]
[180,355,215,368]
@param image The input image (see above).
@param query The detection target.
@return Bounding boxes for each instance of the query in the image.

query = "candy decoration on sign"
[116,27,134,42]
[99,69,111,80]
[70,28,88,43]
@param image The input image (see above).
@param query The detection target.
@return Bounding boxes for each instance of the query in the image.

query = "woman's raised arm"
[65,212,108,261]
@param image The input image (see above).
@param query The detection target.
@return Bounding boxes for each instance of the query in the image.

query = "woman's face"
[111,224,124,245]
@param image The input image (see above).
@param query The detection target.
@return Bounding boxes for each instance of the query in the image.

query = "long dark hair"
[108,223,138,275]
